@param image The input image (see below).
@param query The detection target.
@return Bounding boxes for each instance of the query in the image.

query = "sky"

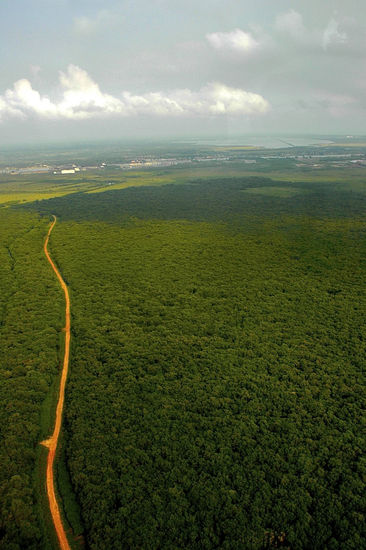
[0,0,365,144]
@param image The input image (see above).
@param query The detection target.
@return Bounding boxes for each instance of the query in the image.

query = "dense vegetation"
[0,211,63,549]
[27,176,366,224]
[1,171,364,548]
[22,176,365,549]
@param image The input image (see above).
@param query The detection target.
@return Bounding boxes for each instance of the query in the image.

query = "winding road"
[41,215,71,550]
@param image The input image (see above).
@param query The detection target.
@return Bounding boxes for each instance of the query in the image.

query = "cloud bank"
[274,9,306,38]
[206,11,352,60]
[322,18,348,50]
[206,29,259,53]
[0,65,270,121]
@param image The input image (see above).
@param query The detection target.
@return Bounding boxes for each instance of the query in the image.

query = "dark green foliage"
[36,175,366,550]
[0,211,63,549]
[4,175,366,548]
[23,176,366,224]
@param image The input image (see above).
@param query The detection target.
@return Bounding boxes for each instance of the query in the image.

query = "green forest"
[0,211,64,548]
[1,173,365,549]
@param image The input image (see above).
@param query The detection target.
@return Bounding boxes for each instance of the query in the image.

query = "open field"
[2,162,366,206]
[324,142,366,147]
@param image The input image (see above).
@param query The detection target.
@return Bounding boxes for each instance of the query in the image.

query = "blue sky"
[1,0,365,143]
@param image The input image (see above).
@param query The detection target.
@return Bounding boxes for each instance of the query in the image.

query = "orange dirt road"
[41,215,71,550]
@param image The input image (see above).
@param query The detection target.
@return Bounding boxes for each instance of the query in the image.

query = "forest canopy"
[1,174,365,549]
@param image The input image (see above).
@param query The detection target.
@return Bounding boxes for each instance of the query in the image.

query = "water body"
[180,136,334,148]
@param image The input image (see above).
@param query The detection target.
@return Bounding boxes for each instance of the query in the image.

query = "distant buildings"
[54,166,81,175]
[2,147,366,177]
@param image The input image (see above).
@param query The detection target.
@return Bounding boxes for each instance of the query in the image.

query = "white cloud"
[0,96,24,119]
[274,11,349,53]
[3,66,124,120]
[0,65,270,121]
[5,79,58,117]
[274,10,306,38]
[206,29,259,54]
[73,10,115,34]
[322,19,348,50]
[123,83,270,116]
[57,66,124,118]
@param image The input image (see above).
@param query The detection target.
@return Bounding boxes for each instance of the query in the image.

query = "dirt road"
[41,215,71,550]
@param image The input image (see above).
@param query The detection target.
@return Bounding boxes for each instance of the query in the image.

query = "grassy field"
[2,162,366,206]
[0,173,109,205]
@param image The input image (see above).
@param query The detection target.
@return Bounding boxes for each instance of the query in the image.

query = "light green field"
[86,166,366,195]
[324,142,366,147]
[0,171,180,205]
[2,164,366,205]
[0,175,99,205]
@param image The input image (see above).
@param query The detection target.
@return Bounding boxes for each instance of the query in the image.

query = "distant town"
[1,145,366,175]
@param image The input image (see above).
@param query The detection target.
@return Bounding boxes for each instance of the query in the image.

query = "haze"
[1,0,365,144]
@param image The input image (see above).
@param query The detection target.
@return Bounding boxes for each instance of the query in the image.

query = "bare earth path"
[41,215,71,550]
